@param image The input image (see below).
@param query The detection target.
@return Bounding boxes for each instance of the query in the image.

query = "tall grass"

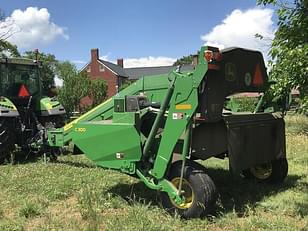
[285,113,308,135]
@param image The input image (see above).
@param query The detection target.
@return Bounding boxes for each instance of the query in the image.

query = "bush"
[226,97,259,112]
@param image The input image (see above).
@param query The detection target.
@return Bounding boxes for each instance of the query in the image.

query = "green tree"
[119,80,132,91]
[23,51,58,94]
[173,55,193,66]
[0,40,19,57]
[89,78,108,107]
[56,61,91,115]
[257,0,308,113]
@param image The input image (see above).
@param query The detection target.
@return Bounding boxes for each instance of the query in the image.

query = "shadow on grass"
[107,167,301,217]
[108,179,159,207]
[3,151,96,169]
[55,159,96,169]
[1,150,53,165]
[206,167,301,216]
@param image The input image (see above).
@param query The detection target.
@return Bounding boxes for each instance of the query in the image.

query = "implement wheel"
[242,158,288,183]
[0,117,16,163]
[161,160,217,219]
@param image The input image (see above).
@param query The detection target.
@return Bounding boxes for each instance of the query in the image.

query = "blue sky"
[1,0,276,68]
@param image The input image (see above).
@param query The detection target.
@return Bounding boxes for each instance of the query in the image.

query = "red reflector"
[18,84,30,97]
[252,63,263,86]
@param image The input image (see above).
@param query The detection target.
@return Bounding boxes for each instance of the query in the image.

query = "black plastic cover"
[223,112,286,172]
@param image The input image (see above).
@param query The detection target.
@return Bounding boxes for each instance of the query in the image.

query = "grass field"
[0,115,307,231]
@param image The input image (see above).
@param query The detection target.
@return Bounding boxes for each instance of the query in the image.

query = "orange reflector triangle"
[252,63,263,86]
[18,84,30,97]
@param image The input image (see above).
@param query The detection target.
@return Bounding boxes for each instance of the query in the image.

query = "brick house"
[81,48,129,106]
[81,48,194,107]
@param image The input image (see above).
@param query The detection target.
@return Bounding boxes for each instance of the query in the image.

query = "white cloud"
[0,7,68,49]
[71,60,86,65]
[201,8,274,55]
[123,56,176,68]
[98,54,175,68]
[100,52,111,61]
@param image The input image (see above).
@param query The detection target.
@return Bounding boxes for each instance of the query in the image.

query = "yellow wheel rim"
[250,163,272,180]
[170,177,194,209]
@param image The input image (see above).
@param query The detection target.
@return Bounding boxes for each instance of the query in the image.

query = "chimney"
[117,58,124,68]
[91,48,99,62]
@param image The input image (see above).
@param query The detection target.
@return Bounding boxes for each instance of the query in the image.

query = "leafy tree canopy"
[56,62,108,115]
[257,0,308,112]
[23,51,58,94]
[173,55,193,66]
[57,61,90,115]
[89,78,108,107]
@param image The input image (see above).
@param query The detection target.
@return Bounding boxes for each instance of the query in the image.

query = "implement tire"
[242,158,288,183]
[161,160,217,219]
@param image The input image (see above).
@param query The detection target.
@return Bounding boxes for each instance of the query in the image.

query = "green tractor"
[0,57,65,162]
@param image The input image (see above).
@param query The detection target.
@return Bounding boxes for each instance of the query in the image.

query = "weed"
[19,202,41,218]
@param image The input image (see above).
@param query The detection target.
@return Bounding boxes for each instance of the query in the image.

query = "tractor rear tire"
[161,160,217,219]
[0,118,16,163]
[242,158,288,183]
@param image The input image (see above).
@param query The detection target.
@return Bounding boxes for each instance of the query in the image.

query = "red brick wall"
[87,61,118,97]
[81,49,119,108]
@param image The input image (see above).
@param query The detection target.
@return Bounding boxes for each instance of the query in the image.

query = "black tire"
[0,118,16,163]
[161,160,217,219]
[242,158,288,183]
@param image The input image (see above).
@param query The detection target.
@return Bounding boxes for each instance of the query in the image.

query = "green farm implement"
[50,46,286,218]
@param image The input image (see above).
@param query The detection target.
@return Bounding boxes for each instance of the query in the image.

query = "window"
[1,63,40,96]
[87,65,91,72]
[99,64,105,72]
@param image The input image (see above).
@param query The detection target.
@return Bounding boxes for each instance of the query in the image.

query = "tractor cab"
[0,58,41,107]
[0,57,65,162]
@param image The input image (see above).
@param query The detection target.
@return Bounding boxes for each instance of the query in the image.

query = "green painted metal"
[142,73,176,161]
[38,97,60,111]
[136,169,184,205]
[254,94,265,113]
[71,120,142,173]
[151,47,208,179]
[0,97,17,110]
[0,96,19,117]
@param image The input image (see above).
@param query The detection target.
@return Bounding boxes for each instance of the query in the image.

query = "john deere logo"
[225,63,236,81]
[244,72,252,86]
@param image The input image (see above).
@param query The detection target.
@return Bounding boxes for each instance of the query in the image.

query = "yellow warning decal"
[175,104,192,110]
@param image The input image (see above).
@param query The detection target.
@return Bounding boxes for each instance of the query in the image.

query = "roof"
[99,59,129,78]
[81,55,194,80]
[0,58,39,66]
[124,64,194,80]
